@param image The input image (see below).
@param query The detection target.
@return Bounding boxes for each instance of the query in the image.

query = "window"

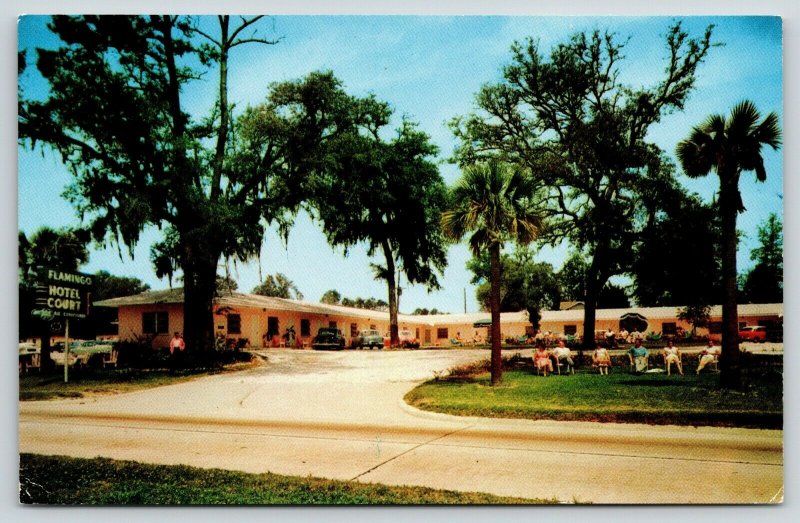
[329,321,337,328]
[709,322,722,334]
[437,328,449,339]
[662,322,677,335]
[564,325,577,336]
[300,319,311,337]
[228,314,241,334]
[370,324,376,330]
[739,322,748,330]
[350,323,358,337]
[143,311,168,334]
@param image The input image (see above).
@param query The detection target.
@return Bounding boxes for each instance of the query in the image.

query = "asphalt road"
[18,348,783,504]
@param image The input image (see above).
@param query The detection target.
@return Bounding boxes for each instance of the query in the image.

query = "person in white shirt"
[662,340,683,375]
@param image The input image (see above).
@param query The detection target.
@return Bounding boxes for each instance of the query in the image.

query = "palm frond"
[727,100,761,141]
[676,133,713,178]
[701,114,726,139]
[753,111,782,150]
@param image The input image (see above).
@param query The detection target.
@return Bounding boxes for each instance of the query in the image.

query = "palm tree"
[442,161,543,385]
[676,100,781,389]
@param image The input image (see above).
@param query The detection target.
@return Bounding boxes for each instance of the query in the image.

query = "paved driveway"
[19,348,783,504]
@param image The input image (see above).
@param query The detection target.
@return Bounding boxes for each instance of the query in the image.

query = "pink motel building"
[95,288,783,350]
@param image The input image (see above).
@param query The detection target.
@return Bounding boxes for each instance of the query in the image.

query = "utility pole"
[464,288,467,313]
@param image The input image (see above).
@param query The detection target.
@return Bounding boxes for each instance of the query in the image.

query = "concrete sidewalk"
[18,349,783,504]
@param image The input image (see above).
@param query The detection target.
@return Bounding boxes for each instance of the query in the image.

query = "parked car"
[352,329,384,350]
[312,328,346,350]
[398,329,420,349]
[739,326,768,343]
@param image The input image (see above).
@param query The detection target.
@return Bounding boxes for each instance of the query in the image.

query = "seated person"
[662,340,683,376]
[533,343,553,376]
[592,343,612,375]
[628,339,649,373]
[697,340,720,374]
[551,340,574,373]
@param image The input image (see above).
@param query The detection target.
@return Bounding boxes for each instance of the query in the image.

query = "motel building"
[94,288,783,350]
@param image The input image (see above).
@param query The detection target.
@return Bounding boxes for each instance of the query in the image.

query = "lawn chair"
[24,353,41,374]
[555,356,574,375]
[102,349,119,369]
[450,338,463,346]
[552,348,575,375]
[696,352,719,374]
[51,351,79,367]
[628,353,649,373]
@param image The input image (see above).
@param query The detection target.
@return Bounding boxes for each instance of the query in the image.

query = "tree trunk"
[582,256,603,354]
[580,285,597,366]
[181,241,220,359]
[490,243,503,386]
[718,170,742,389]
[37,319,54,373]
[381,238,399,346]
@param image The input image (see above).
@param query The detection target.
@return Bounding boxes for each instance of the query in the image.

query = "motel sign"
[34,268,93,319]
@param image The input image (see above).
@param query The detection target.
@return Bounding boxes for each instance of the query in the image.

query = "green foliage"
[305,99,449,341]
[740,214,782,304]
[215,274,239,294]
[252,273,303,300]
[18,227,90,366]
[442,161,542,255]
[319,289,341,305]
[555,252,630,309]
[340,296,389,311]
[91,270,150,301]
[442,160,543,384]
[18,227,89,285]
[19,18,401,351]
[677,304,711,335]
[451,21,715,345]
[411,308,443,315]
[676,101,781,389]
[19,455,544,504]
[468,249,560,323]
[407,369,782,428]
[630,193,722,306]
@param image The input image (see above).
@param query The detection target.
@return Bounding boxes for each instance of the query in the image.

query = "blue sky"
[17,15,783,313]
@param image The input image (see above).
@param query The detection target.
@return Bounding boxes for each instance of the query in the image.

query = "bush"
[115,333,158,368]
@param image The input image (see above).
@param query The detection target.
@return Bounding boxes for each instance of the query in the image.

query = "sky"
[17,14,784,314]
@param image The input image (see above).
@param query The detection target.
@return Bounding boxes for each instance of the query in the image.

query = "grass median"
[19,360,258,401]
[19,454,550,504]
[405,364,782,429]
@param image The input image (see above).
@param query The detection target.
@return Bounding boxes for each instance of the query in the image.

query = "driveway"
[19,348,783,504]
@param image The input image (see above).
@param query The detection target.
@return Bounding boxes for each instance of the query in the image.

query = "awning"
[473,318,492,328]
[620,312,648,321]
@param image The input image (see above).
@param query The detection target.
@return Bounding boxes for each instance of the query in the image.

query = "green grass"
[18,454,551,505]
[406,367,782,428]
[19,361,257,401]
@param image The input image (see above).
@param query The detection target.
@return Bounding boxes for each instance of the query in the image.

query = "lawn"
[405,366,782,428]
[19,454,550,505]
[19,360,257,401]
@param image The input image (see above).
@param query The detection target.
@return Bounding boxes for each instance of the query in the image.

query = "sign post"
[64,319,70,383]
[33,268,93,383]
